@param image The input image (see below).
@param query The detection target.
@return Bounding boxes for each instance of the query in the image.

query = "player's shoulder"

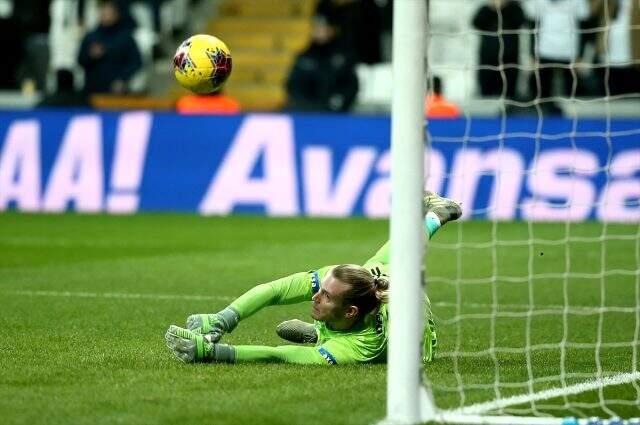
[318,331,386,365]
[306,266,336,294]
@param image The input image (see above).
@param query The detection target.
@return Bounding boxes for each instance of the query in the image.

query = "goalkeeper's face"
[310,275,354,323]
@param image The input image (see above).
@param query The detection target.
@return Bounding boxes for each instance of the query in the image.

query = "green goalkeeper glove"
[165,325,235,363]
[165,325,214,363]
[186,307,240,342]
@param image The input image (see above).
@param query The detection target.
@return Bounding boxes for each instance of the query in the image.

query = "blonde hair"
[332,264,390,316]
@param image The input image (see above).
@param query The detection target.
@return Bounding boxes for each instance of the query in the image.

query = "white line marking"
[4,289,235,302]
[0,236,166,247]
[446,371,640,415]
[4,291,634,313]
[432,301,637,312]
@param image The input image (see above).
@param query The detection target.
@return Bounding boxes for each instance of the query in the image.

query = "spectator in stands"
[425,76,462,119]
[10,0,52,91]
[315,0,383,64]
[472,0,526,100]
[524,0,591,113]
[78,0,142,95]
[285,15,358,112]
[37,69,88,107]
[593,0,640,95]
[176,90,241,115]
[572,0,605,96]
[0,0,51,90]
[0,2,24,89]
[113,0,137,31]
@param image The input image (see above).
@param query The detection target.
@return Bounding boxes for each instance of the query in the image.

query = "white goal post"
[386,0,428,423]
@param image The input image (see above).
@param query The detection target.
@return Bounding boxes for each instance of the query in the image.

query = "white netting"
[421,0,640,422]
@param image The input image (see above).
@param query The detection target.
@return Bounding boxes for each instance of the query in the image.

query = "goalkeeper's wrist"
[212,343,236,363]
[216,307,240,333]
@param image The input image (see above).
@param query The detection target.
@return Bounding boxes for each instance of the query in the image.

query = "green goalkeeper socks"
[423,190,463,238]
[424,211,442,239]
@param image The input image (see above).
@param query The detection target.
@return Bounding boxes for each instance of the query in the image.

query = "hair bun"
[373,275,390,303]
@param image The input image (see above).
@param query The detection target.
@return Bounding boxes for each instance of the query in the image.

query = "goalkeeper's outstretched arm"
[214,344,329,365]
[165,325,359,365]
[186,267,331,341]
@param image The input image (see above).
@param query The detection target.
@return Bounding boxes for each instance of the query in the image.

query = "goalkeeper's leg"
[363,190,462,268]
[276,319,318,344]
[423,190,462,229]
[359,191,458,362]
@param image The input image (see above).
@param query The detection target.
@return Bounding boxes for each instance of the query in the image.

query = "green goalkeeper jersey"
[227,266,390,365]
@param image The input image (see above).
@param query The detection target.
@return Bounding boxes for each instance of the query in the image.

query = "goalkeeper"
[165,192,461,366]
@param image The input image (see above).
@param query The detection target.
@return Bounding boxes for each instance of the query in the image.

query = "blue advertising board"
[0,111,638,221]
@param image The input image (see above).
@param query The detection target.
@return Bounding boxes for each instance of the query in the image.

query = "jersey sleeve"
[233,344,329,365]
[231,339,376,366]
[229,271,315,320]
[229,266,336,321]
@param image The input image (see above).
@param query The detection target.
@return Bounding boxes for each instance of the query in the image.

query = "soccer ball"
[173,34,232,94]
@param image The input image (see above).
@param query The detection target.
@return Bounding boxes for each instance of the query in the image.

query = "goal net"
[387,0,640,424]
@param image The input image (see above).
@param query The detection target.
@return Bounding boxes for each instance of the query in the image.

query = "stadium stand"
[205,0,316,111]
[1,0,638,116]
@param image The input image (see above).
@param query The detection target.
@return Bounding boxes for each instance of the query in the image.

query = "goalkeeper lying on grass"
[165,192,461,366]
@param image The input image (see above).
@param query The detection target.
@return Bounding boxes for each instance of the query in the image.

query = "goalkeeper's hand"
[186,307,240,342]
[186,313,226,341]
[165,325,214,363]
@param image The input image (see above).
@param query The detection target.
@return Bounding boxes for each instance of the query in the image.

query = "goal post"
[387,0,430,423]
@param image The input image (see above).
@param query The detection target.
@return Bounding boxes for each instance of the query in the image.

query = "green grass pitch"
[0,213,637,424]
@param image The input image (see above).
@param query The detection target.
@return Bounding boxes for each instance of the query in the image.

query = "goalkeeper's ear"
[344,304,359,319]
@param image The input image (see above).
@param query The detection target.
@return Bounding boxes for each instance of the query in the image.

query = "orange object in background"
[425,94,461,119]
[425,76,461,119]
[176,93,241,114]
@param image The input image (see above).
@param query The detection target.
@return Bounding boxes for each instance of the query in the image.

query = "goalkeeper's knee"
[276,319,318,344]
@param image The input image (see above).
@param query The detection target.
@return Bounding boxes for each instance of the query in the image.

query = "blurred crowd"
[1,0,639,114]
[285,0,390,112]
[1,0,193,105]
[471,0,640,114]
[285,0,640,115]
